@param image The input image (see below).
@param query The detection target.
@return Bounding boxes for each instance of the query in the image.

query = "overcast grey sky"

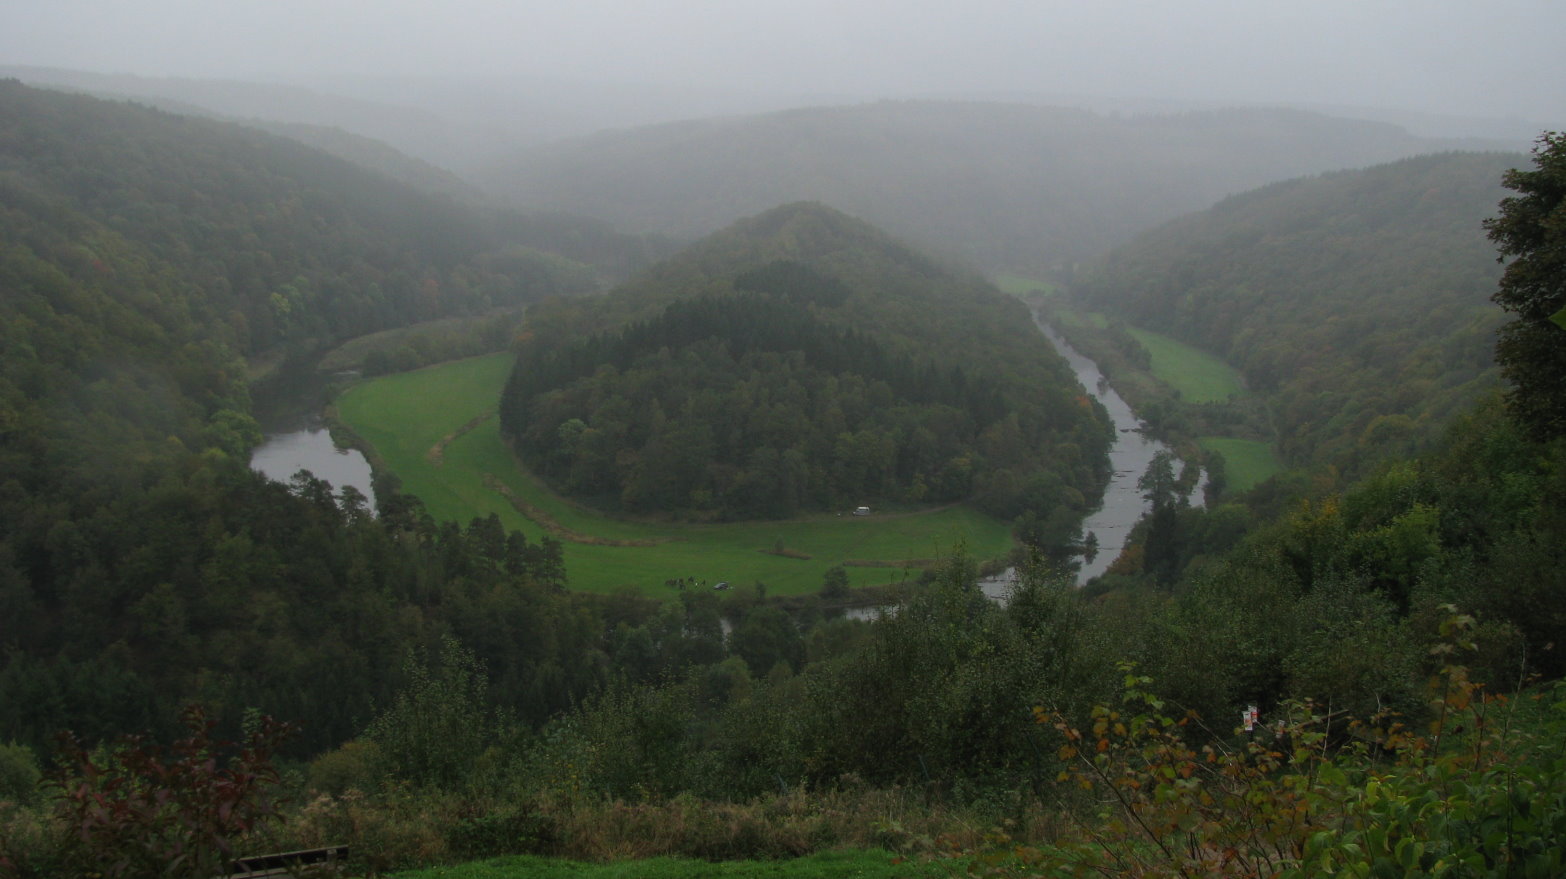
[3,0,1562,124]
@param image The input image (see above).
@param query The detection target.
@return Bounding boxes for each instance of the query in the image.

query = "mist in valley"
[3,0,1558,168]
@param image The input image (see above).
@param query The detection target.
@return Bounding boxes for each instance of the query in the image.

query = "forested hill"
[5,80,664,353]
[1073,151,1522,469]
[242,118,482,201]
[500,202,1112,526]
[0,81,647,751]
[480,101,1494,276]
[6,72,482,201]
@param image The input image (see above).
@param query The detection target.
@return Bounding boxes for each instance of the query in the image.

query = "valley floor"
[335,354,1014,596]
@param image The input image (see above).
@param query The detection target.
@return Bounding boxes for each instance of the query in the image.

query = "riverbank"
[1032,296,1283,495]
[251,307,1195,595]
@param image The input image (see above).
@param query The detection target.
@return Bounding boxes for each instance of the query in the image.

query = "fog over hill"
[13,64,1501,280]
[4,64,1538,173]
[0,65,852,175]
[0,66,494,177]
[6,0,1561,128]
[480,101,1502,276]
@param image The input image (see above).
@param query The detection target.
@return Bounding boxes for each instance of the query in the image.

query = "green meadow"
[1048,304,1239,402]
[1124,328,1244,404]
[1046,305,1110,330]
[389,850,958,879]
[1197,436,1284,493]
[1039,307,1279,493]
[990,272,1059,296]
[335,354,1013,597]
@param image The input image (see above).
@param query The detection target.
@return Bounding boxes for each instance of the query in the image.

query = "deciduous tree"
[1485,132,1566,438]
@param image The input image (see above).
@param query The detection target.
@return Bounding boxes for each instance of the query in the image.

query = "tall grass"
[388,849,959,878]
[238,784,1022,876]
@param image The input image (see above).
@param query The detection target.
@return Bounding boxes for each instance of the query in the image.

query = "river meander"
[252,310,1187,592]
[976,311,1195,598]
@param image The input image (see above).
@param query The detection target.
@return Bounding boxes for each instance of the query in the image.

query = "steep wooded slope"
[483,101,1486,275]
[0,80,609,357]
[1073,151,1521,468]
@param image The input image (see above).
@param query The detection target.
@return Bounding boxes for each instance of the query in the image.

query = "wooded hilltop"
[500,203,1111,528]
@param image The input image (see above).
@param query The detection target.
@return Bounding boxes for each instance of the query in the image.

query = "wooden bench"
[225,845,349,878]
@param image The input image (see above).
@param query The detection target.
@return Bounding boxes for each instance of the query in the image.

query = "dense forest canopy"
[0,80,615,358]
[0,82,662,755]
[481,101,1497,276]
[1072,151,1521,470]
[500,203,1112,526]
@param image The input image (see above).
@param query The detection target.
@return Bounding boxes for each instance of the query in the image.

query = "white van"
[853,506,871,516]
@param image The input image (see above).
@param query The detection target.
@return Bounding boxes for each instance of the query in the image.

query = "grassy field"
[1042,307,1240,402]
[1049,305,1110,330]
[1197,437,1284,493]
[389,850,959,879]
[1039,308,1278,492]
[335,354,1014,597]
[1124,328,1244,404]
[990,273,1058,296]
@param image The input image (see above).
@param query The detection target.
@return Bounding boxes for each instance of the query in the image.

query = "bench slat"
[226,845,348,878]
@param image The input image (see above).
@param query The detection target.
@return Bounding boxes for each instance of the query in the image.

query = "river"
[977,312,1195,598]
[249,418,377,508]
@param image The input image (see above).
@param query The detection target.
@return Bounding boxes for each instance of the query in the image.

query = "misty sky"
[3,0,1562,124]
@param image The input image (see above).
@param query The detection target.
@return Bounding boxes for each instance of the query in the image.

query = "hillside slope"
[1072,151,1521,469]
[0,80,635,750]
[0,80,611,358]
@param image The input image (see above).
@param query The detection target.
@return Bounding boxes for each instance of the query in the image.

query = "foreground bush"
[1,706,294,879]
[259,783,1005,873]
[969,621,1566,878]
[0,745,40,807]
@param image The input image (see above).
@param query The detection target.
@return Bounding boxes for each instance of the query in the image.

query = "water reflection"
[841,313,1198,614]
[249,422,376,509]
[1033,318,1196,584]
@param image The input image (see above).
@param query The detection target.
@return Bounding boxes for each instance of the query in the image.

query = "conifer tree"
[1485,132,1566,438]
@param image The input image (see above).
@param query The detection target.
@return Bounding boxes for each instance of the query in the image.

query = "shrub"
[447,802,558,859]
[46,705,293,879]
[969,611,1566,878]
[363,637,508,790]
[0,744,41,806]
[0,802,60,878]
[307,739,384,796]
